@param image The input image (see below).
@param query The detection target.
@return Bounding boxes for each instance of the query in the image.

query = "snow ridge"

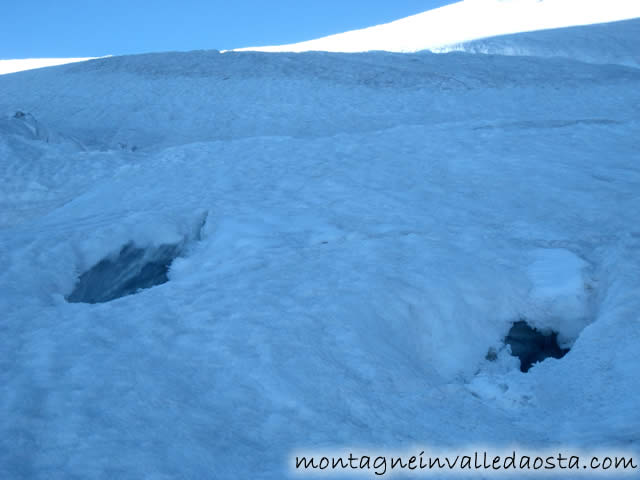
[235,0,640,53]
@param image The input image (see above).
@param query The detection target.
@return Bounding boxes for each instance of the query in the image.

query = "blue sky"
[1,0,456,59]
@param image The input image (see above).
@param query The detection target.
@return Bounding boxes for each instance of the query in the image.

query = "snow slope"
[0,58,97,76]
[433,17,640,68]
[235,0,640,53]
[1,16,640,480]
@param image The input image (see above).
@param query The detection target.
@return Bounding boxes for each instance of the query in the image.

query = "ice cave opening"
[66,242,182,304]
[505,320,570,373]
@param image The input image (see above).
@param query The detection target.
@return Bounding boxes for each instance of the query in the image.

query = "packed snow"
[1,9,639,480]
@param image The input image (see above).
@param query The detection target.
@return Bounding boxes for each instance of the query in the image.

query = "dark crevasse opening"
[505,320,570,373]
[66,242,182,304]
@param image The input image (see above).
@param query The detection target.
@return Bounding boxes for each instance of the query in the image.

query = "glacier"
[1,16,640,480]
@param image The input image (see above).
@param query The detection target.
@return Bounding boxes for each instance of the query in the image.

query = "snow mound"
[524,248,593,344]
[0,111,84,146]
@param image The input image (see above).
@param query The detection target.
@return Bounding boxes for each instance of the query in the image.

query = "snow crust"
[1,15,639,480]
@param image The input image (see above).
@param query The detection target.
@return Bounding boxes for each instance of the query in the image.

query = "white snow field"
[235,0,640,53]
[0,58,98,76]
[1,17,640,480]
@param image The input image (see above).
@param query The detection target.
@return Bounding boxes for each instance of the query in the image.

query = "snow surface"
[0,58,98,76]
[1,15,640,480]
[234,0,640,53]
[433,17,640,68]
